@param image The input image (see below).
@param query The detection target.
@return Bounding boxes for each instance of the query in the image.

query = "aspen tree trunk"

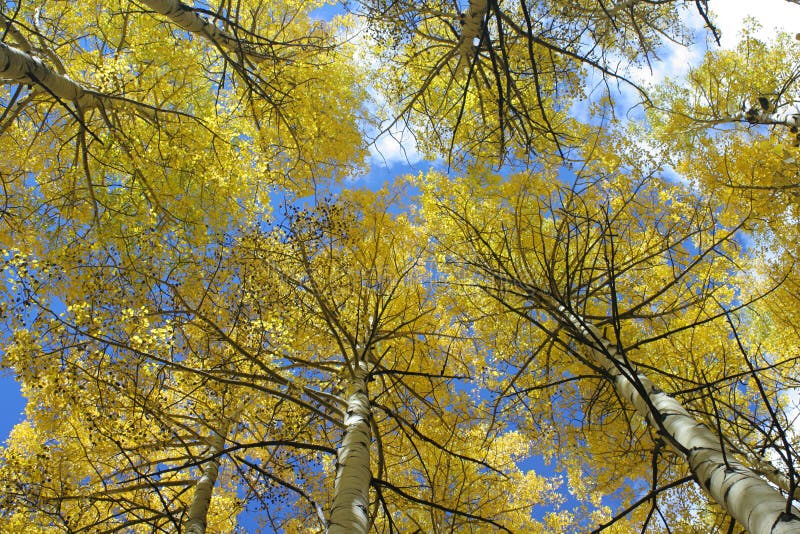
[0,41,100,107]
[328,365,372,534]
[751,455,800,501]
[458,0,488,59]
[140,0,268,62]
[544,295,800,533]
[0,41,163,126]
[184,408,242,534]
[676,107,800,131]
[739,107,800,129]
[184,431,225,534]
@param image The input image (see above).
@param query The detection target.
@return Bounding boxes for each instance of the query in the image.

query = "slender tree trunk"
[544,295,800,533]
[669,107,800,132]
[328,365,372,534]
[0,41,99,107]
[751,455,800,501]
[458,0,488,59]
[184,405,243,534]
[739,107,800,129]
[184,431,226,534]
[0,40,158,124]
[140,0,269,62]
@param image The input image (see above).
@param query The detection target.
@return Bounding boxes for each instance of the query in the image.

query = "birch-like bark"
[0,41,100,108]
[541,294,800,533]
[751,455,800,501]
[673,104,800,132]
[0,41,162,125]
[328,365,371,534]
[739,106,800,129]
[140,0,270,62]
[458,0,488,59]
[184,429,227,534]
[456,0,639,60]
[184,405,244,534]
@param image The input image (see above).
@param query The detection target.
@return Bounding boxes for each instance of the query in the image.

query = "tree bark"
[185,404,245,534]
[0,41,100,108]
[543,294,800,533]
[750,455,800,501]
[184,429,227,534]
[458,0,488,60]
[140,0,270,62]
[740,106,800,129]
[328,365,372,534]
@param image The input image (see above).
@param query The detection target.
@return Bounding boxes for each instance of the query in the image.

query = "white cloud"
[625,1,800,90]
[343,20,424,170]
[629,37,703,87]
[708,0,800,49]
[368,121,423,168]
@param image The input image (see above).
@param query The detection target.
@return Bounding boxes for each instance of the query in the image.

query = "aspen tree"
[418,168,800,531]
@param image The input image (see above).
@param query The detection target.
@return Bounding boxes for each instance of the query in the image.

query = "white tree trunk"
[739,106,800,129]
[184,403,245,534]
[549,298,800,533]
[750,455,800,501]
[184,430,227,534]
[0,41,100,108]
[140,0,269,62]
[328,365,372,534]
[458,0,488,60]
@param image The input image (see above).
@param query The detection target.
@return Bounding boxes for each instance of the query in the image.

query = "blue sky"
[0,374,25,440]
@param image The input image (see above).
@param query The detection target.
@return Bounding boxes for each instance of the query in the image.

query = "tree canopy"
[2,0,800,532]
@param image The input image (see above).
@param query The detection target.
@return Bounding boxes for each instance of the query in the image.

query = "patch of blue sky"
[707,0,798,50]
[232,434,332,532]
[0,246,71,444]
[0,374,26,444]
[310,3,346,22]
[355,79,444,185]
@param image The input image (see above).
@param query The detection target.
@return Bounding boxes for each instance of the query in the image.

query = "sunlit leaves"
[650,28,800,234]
